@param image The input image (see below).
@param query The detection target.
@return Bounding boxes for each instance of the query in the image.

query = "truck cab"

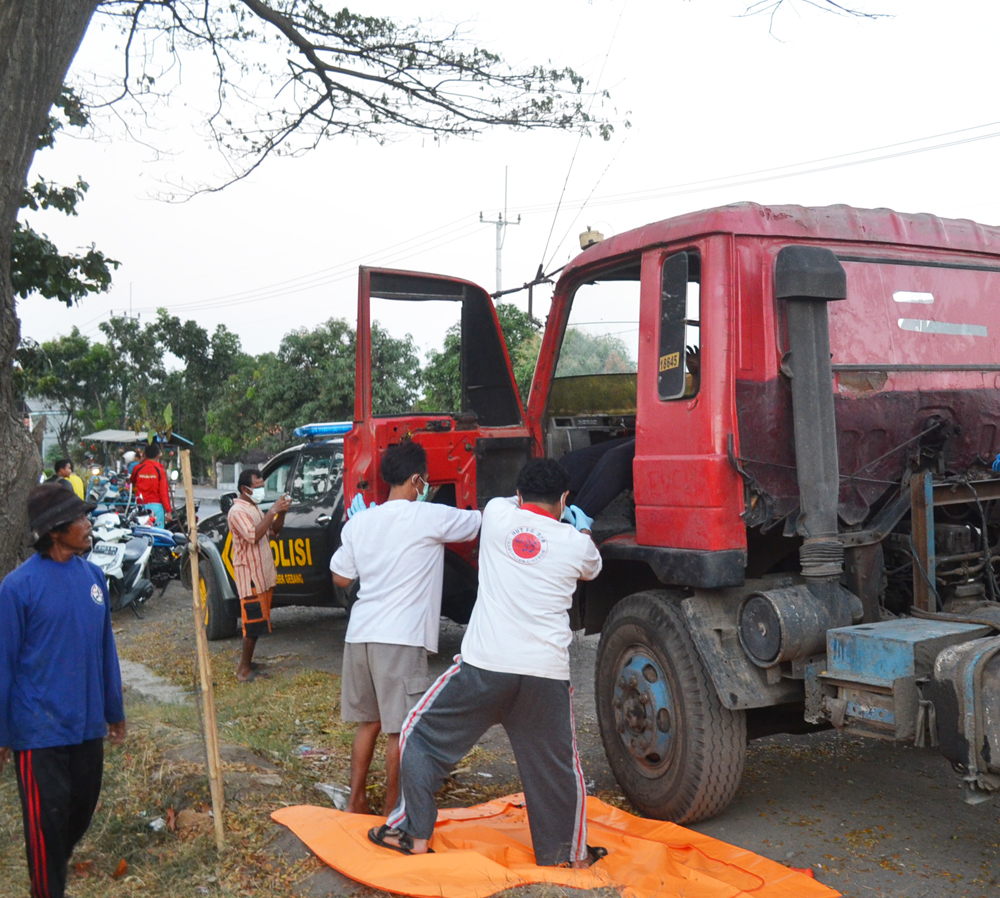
[346,203,1000,823]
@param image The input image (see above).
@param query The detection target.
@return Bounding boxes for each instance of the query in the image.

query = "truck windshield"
[555,273,640,379]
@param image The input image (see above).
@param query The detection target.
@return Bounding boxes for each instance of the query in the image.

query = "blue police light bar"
[293,421,353,440]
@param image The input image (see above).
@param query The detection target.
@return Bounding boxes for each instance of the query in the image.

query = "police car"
[186,422,349,639]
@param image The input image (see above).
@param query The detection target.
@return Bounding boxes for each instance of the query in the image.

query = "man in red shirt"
[130,443,172,527]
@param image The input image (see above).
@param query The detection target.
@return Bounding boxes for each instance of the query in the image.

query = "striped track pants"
[387,658,588,865]
[14,740,104,898]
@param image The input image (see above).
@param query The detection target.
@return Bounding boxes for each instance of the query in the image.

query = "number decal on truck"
[659,352,680,372]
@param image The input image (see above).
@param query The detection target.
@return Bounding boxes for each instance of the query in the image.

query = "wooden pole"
[181,450,226,850]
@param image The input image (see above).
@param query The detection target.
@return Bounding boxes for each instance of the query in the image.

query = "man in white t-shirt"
[369,458,604,867]
[329,441,481,814]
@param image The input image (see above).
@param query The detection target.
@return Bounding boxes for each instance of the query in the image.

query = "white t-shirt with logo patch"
[460,496,602,680]
[330,500,482,652]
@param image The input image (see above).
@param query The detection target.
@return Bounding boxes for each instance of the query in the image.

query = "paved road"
[124,589,1000,897]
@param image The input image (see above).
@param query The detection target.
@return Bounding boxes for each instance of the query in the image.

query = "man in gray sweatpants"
[369,458,603,866]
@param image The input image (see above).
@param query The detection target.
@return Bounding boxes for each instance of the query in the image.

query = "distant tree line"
[15,304,541,480]
[16,299,639,480]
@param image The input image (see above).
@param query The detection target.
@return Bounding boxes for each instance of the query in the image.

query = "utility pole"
[480,167,519,294]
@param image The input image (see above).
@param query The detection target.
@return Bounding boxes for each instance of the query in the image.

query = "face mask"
[250,487,266,504]
[416,476,430,502]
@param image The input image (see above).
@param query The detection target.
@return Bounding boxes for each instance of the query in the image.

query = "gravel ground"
[119,584,1000,898]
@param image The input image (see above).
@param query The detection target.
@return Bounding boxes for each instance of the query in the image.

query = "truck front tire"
[595,590,746,823]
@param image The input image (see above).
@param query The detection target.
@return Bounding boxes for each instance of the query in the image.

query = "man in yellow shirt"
[54,459,85,500]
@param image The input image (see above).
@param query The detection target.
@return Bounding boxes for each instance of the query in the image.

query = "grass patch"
[3,591,625,898]
[0,656,564,898]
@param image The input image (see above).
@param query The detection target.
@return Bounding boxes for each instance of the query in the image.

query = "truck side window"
[658,251,701,401]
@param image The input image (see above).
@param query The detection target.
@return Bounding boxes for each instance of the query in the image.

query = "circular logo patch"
[505,527,548,565]
[91,584,104,605]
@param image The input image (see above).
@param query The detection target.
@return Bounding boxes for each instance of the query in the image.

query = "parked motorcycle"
[87,468,133,508]
[132,520,188,586]
[86,510,157,615]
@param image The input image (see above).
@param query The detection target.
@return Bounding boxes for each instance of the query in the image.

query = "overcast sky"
[16,0,1000,362]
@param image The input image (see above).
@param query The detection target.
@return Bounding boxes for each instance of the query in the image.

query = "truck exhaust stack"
[738,246,862,667]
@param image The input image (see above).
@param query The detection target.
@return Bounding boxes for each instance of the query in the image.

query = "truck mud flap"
[682,590,802,710]
[928,635,1000,802]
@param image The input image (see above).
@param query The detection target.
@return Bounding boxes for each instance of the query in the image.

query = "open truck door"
[344,267,537,620]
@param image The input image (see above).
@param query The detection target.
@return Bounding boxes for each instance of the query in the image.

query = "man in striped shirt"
[228,469,291,682]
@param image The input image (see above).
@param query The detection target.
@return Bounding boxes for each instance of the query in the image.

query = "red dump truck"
[343,203,1000,822]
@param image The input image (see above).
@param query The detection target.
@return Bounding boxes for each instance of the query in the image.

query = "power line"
[527,119,1000,217]
[86,117,1000,324]
[540,0,628,270]
[143,219,482,314]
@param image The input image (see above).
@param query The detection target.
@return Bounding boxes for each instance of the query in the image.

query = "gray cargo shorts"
[341,642,432,732]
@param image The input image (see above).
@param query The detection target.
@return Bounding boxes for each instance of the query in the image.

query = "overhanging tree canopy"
[0,0,885,579]
[91,0,620,189]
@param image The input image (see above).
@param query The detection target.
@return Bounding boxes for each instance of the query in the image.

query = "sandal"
[588,844,608,864]
[368,824,434,856]
[563,845,608,868]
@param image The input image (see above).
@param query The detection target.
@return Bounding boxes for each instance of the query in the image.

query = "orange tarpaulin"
[272,794,840,898]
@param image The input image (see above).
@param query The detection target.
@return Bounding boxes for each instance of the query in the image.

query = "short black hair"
[144,442,161,459]
[516,458,570,504]
[54,458,71,473]
[238,469,262,492]
[380,442,427,487]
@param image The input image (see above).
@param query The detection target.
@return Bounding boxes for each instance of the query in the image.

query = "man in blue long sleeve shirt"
[0,484,126,898]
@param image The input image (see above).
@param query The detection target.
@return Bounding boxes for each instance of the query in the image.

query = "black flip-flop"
[587,844,608,864]
[368,824,434,856]
[562,845,608,868]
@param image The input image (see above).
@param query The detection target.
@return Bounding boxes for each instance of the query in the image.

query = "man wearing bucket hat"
[0,483,126,898]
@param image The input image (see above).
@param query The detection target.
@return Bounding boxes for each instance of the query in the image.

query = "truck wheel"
[197,560,238,641]
[595,591,746,823]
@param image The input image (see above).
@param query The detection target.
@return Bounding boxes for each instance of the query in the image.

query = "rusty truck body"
[344,203,1000,822]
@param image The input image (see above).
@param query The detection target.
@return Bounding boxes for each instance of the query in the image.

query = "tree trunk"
[0,1,98,578]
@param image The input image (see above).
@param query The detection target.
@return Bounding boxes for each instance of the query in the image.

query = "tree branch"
[88,0,618,192]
